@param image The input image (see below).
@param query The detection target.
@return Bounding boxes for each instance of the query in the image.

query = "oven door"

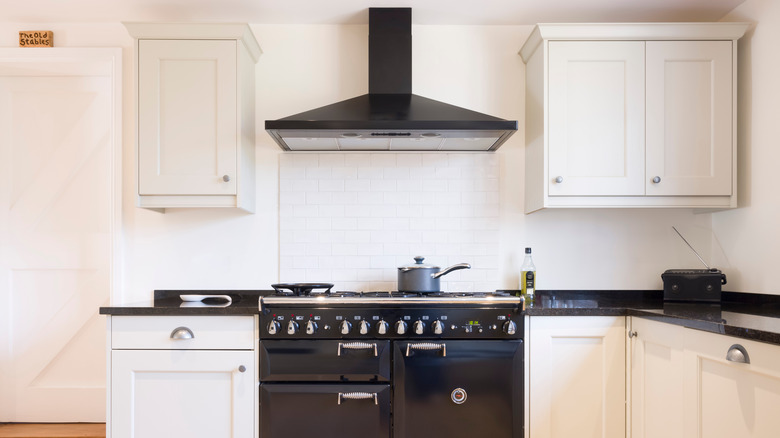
[393,340,523,438]
[260,383,390,438]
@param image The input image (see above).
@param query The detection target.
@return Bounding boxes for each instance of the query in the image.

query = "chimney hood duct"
[265,8,517,152]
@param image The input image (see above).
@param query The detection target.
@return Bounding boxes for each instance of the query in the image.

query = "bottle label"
[525,271,535,290]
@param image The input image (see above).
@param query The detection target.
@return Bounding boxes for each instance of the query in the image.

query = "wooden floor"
[0,424,105,438]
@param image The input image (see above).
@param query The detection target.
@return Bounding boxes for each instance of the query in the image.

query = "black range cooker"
[258,284,524,438]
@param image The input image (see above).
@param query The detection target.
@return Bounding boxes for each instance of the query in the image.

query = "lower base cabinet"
[527,316,627,438]
[108,315,257,438]
[631,317,780,438]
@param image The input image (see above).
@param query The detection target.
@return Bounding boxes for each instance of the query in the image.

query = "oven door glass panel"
[393,340,523,438]
[260,383,390,438]
[260,340,391,382]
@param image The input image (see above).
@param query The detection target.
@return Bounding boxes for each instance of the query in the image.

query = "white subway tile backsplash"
[319,180,345,192]
[306,218,332,230]
[305,167,332,179]
[357,243,384,256]
[396,154,422,167]
[279,153,500,291]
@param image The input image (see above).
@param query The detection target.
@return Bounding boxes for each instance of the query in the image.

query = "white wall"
[1,22,723,302]
[715,0,780,294]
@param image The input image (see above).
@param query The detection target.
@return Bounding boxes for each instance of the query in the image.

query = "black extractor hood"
[265,8,518,151]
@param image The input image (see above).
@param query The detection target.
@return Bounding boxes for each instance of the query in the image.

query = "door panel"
[260,384,390,438]
[393,340,523,438]
[112,350,255,438]
[548,41,645,196]
[0,49,120,421]
[138,39,237,195]
[646,41,733,196]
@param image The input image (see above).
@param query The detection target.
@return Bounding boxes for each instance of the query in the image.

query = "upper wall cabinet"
[520,23,749,213]
[125,23,261,212]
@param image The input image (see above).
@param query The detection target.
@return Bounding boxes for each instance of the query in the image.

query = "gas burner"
[271,283,334,296]
[360,291,419,298]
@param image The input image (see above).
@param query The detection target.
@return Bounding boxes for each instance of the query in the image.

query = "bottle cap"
[525,247,532,254]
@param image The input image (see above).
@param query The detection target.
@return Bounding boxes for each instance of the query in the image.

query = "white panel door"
[0,49,121,421]
[111,350,255,438]
[529,316,626,438]
[646,41,733,196]
[138,39,238,196]
[548,41,645,196]
[684,327,780,438]
[630,318,686,438]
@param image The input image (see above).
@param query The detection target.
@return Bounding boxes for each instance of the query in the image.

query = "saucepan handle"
[431,263,471,279]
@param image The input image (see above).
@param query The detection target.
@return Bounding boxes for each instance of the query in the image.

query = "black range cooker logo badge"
[451,388,467,404]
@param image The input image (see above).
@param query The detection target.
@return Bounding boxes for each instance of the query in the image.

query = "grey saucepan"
[397,256,471,293]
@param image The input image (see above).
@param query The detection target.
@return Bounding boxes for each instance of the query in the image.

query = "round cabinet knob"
[376,320,389,335]
[503,320,517,335]
[395,320,408,335]
[359,320,371,335]
[432,320,444,335]
[339,320,353,335]
[238,365,246,373]
[305,320,318,335]
[554,176,563,184]
[652,176,661,184]
[267,321,281,335]
[287,320,299,335]
[413,320,426,335]
[222,175,231,182]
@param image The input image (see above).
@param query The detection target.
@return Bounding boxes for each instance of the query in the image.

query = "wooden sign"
[19,31,53,47]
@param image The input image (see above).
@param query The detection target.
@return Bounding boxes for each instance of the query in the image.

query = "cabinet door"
[630,318,685,438]
[646,41,733,196]
[683,328,780,438]
[138,39,238,196]
[111,350,254,438]
[548,41,645,196]
[529,316,626,438]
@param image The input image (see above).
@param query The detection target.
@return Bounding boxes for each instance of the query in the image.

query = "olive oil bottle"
[520,247,536,304]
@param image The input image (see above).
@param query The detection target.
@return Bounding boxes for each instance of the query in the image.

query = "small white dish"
[180,294,232,304]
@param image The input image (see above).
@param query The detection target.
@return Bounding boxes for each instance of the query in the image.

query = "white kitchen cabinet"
[630,317,780,438]
[683,325,780,438]
[629,318,685,438]
[125,23,261,212]
[521,23,748,212]
[108,315,258,438]
[527,316,626,438]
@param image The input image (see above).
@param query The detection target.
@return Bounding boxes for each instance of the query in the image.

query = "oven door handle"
[406,342,447,357]
[338,392,379,405]
[337,341,379,357]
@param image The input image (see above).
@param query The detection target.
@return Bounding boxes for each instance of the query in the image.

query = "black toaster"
[662,269,727,303]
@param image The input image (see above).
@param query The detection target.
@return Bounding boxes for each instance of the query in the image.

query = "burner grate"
[271,283,334,296]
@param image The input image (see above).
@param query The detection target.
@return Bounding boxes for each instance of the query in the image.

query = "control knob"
[432,320,444,335]
[267,320,280,335]
[339,320,352,335]
[359,320,371,335]
[503,320,517,335]
[413,320,426,335]
[395,320,408,335]
[376,320,389,335]
[305,320,318,335]
[287,320,299,335]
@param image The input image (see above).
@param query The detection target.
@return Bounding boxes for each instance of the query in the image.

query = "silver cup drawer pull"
[726,344,750,364]
[338,392,378,405]
[169,327,194,340]
[406,342,447,357]
[337,342,378,357]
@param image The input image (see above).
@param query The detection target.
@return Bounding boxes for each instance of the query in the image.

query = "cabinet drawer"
[111,315,255,350]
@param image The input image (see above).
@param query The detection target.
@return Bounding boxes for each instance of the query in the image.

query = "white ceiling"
[4,0,746,25]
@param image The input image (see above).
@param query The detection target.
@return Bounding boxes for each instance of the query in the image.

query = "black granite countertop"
[526,290,780,346]
[100,289,780,347]
[98,290,272,315]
